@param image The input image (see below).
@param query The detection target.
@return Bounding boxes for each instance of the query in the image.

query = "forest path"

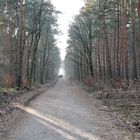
[2,78,128,140]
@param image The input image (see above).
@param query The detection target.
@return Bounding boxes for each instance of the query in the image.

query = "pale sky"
[51,0,84,61]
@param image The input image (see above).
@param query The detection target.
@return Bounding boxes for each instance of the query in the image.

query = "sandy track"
[2,78,129,140]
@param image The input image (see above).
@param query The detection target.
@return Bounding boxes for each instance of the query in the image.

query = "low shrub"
[3,74,15,88]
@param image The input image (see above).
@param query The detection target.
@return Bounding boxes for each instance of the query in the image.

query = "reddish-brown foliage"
[84,76,94,87]
[3,74,15,88]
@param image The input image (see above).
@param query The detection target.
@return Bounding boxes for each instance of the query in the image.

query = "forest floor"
[84,81,140,140]
[0,78,138,140]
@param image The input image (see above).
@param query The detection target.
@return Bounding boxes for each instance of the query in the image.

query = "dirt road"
[2,78,129,140]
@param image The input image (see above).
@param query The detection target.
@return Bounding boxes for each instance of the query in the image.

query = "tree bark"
[130,0,137,79]
[17,0,24,87]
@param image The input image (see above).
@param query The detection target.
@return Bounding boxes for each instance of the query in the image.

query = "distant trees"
[0,0,61,88]
[65,0,140,85]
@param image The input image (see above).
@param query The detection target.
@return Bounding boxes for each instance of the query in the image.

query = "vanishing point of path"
[2,78,129,140]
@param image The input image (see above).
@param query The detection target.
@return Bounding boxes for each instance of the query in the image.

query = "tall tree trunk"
[8,5,14,77]
[97,38,102,79]
[138,0,140,37]
[29,34,40,86]
[130,0,137,79]
[120,0,128,79]
[116,0,121,78]
[89,20,94,77]
[138,0,140,77]
[40,48,50,84]
[26,34,34,86]
[104,27,112,79]
[17,0,24,87]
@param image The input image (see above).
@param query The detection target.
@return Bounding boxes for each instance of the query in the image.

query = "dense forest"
[0,0,140,139]
[0,0,61,88]
[65,0,140,88]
